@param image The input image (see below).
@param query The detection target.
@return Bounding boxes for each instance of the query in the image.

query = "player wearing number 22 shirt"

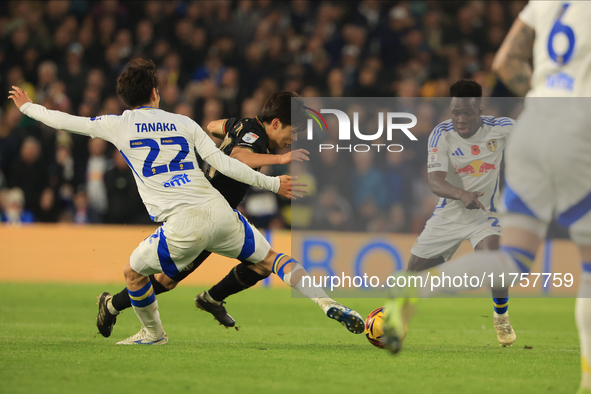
[9,59,297,346]
[98,91,365,339]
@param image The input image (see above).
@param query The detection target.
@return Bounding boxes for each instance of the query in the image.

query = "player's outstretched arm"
[492,18,534,97]
[9,86,96,137]
[207,119,227,139]
[194,122,307,198]
[428,171,486,211]
[204,149,307,199]
[277,175,307,200]
[230,146,310,168]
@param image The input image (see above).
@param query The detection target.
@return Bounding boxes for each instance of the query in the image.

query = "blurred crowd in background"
[0,0,528,233]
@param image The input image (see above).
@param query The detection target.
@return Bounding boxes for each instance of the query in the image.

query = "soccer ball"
[365,307,407,349]
[365,307,387,348]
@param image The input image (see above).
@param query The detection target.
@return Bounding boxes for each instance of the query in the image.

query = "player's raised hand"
[459,190,486,211]
[278,149,310,165]
[8,86,32,109]
[277,175,308,200]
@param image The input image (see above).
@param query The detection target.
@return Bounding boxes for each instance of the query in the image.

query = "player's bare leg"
[475,234,516,346]
[154,274,179,290]
[116,263,168,345]
[407,254,445,272]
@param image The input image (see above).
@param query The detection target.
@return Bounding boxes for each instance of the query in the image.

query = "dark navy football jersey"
[199,117,270,208]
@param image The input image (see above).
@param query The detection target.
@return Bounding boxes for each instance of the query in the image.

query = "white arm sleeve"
[500,118,517,138]
[19,103,118,143]
[518,3,535,29]
[427,128,450,173]
[192,122,280,193]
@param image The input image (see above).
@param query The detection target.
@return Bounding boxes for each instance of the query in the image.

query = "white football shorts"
[411,213,501,261]
[129,199,271,277]
[501,99,591,245]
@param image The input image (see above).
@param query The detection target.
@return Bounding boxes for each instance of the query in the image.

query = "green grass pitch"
[0,283,580,393]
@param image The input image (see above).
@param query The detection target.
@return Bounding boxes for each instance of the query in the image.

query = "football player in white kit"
[385,4,591,391]
[494,3,591,392]
[408,79,516,346]
[8,59,304,345]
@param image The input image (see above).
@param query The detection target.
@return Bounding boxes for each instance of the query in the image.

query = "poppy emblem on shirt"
[471,145,481,156]
[486,139,497,152]
[242,132,260,143]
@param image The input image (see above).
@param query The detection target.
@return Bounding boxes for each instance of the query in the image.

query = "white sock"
[128,283,164,338]
[132,300,164,339]
[273,254,333,312]
[576,272,591,389]
[106,298,120,315]
[204,291,222,305]
[291,270,333,313]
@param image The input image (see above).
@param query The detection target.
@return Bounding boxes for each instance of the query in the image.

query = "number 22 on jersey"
[130,136,195,177]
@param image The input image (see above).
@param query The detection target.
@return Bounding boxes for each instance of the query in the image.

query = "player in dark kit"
[97,91,365,337]
[201,115,305,209]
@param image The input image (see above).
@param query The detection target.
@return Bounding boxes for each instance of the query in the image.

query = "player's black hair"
[259,90,307,133]
[450,79,482,98]
[116,58,160,108]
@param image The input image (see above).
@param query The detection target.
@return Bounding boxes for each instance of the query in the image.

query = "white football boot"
[494,313,516,347]
[319,300,365,334]
[116,327,168,345]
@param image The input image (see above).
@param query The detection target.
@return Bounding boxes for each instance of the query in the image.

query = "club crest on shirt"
[242,132,259,143]
[486,139,497,152]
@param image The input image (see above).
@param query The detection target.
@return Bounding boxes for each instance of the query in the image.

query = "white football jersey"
[520,1,591,97]
[19,104,279,222]
[427,116,515,224]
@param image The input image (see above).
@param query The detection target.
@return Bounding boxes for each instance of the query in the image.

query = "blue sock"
[272,253,297,284]
[128,282,156,307]
[493,297,509,315]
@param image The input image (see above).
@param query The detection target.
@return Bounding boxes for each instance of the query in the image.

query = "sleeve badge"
[242,132,260,143]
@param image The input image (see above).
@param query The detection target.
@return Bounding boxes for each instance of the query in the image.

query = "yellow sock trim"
[583,357,591,374]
